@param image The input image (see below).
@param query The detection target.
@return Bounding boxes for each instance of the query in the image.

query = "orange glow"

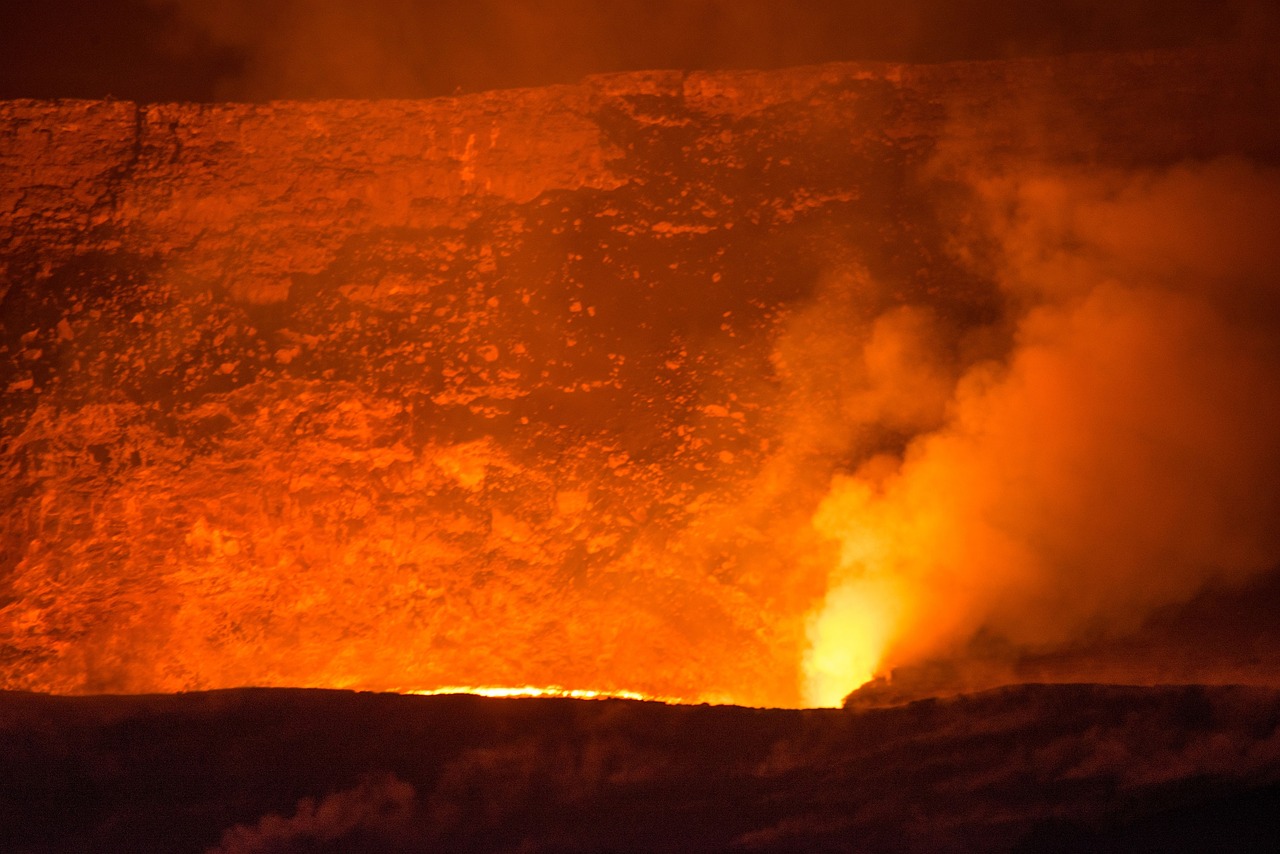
[802,579,896,707]
[4,52,1279,712]
[406,685,698,704]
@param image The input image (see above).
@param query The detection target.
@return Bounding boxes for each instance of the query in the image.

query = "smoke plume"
[802,156,1280,705]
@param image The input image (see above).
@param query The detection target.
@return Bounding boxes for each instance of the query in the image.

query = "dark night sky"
[0,0,1270,102]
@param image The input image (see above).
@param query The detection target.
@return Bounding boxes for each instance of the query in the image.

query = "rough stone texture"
[2,48,1277,703]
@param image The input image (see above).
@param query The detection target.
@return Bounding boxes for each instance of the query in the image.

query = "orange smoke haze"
[802,157,1280,705]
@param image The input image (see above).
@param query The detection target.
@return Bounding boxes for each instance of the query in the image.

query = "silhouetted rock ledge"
[2,683,1279,852]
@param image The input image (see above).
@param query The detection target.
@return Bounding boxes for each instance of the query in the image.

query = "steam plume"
[803,157,1280,706]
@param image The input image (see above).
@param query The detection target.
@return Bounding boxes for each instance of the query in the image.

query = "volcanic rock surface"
[3,684,1280,853]
[2,47,1279,705]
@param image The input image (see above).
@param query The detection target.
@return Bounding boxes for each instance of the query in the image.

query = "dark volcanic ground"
[3,684,1280,853]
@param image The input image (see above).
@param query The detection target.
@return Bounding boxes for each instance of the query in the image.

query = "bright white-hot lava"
[405,686,702,704]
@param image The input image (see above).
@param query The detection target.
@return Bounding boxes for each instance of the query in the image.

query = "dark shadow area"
[1,0,1270,102]
[2,684,1278,853]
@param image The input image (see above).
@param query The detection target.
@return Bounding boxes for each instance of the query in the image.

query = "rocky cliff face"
[2,48,1275,704]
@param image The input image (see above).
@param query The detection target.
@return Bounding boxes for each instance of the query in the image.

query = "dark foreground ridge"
[3,683,1279,852]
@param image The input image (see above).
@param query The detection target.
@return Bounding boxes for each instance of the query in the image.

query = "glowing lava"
[407,685,698,704]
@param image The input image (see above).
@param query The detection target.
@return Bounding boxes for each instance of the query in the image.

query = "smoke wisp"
[208,773,416,854]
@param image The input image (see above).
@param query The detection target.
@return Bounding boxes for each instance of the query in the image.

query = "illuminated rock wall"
[1,49,1274,704]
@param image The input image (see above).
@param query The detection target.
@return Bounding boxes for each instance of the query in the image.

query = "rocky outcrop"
[1,48,1276,703]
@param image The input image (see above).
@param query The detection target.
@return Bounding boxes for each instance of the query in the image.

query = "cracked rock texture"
[1,48,1276,703]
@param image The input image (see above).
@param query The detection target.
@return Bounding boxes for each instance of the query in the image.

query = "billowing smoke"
[802,156,1280,706]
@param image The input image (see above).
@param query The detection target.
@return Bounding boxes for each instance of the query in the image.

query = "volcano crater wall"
[1,48,1276,704]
